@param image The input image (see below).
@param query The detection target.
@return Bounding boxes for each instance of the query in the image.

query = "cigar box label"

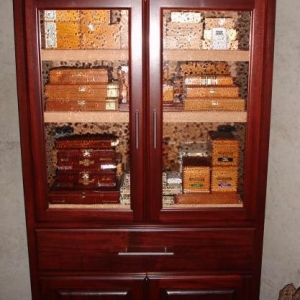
[212,28,227,50]
[218,157,233,162]
[219,183,231,187]
[106,101,117,110]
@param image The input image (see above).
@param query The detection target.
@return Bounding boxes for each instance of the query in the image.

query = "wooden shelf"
[164,192,243,208]
[41,49,129,61]
[44,111,129,123]
[44,111,247,123]
[41,49,248,62]
[164,111,247,123]
[164,50,250,61]
[49,203,131,209]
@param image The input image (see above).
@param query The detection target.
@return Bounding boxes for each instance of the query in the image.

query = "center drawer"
[36,228,255,273]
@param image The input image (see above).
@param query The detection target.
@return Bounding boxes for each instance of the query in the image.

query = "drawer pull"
[118,246,174,256]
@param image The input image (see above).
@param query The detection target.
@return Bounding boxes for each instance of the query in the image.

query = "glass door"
[148,0,266,223]
[24,0,144,221]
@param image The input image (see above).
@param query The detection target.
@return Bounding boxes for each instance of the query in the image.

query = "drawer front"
[36,228,255,273]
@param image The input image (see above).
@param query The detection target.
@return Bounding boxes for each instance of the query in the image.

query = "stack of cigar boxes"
[164,11,203,49]
[45,67,120,111]
[184,73,245,111]
[49,134,122,204]
[202,17,238,50]
[209,130,239,193]
[43,10,127,50]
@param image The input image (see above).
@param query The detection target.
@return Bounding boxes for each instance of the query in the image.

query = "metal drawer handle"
[118,247,174,256]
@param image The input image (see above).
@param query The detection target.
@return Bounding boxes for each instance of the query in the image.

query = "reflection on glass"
[161,10,251,208]
[40,10,131,208]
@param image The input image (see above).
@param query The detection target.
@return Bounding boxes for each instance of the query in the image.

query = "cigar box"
[166,22,203,37]
[56,149,120,171]
[182,156,211,193]
[186,85,239,98]
[208,131,239,166]
[55,134,119,149]
[211,166,238,192]
[204,18,235,30]
[80,23,121,49]
[170,11,202,23]
[45,84,109,101]
[184,98,245,111]
[163,84,174,102]
[55,170,117,188]
[49,68,108,84]
[45,98,119,111]
[184,75,234,86]
[43,10,81,49]
[80,10,111,24]
[49,183,120,204]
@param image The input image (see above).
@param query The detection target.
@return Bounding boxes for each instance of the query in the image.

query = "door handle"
[135,110,139,149]
[153,109,157,149]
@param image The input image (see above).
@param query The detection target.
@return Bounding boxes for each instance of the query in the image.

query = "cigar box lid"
[56,133,120,148]
[208,130,236,140]
[182,156,211,167]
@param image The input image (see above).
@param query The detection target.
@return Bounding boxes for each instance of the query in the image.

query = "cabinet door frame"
[146,0,276,226]
[13,0,145,223]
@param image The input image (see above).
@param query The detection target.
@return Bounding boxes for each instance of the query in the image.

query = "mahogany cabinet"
[13,0,276,299]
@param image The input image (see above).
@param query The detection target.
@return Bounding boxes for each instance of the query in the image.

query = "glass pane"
[162,9,251,208]
[40,9,131,209]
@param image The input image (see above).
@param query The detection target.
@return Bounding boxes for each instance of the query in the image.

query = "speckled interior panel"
[45,122,129,186]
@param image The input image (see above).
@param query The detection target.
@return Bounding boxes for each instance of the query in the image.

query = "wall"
[260,0,300,298]
[0,0,32,299]
[0,0,299,299]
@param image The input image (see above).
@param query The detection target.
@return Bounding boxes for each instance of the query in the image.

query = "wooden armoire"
[13,0,276,299]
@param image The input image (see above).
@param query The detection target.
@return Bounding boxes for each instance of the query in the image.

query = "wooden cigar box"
[49,68,108,84]
[45,98,119,111]
[184,75,234,86]
[56,149,120,171]
[80,10,111,24]
[186,85,239,98]
[45,84,109,101]
[184,98,245,111]
[208,131,239,166]
[49,183,120,204]
[211,166,238,192]
[204,18,235,30]
[182,156,211,193]
[80,23,121,49]
[55,134,119,149]
[166,22,203,37]
[55,170,117,188]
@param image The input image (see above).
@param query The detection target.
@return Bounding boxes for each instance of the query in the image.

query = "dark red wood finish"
[13,0,276,299]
